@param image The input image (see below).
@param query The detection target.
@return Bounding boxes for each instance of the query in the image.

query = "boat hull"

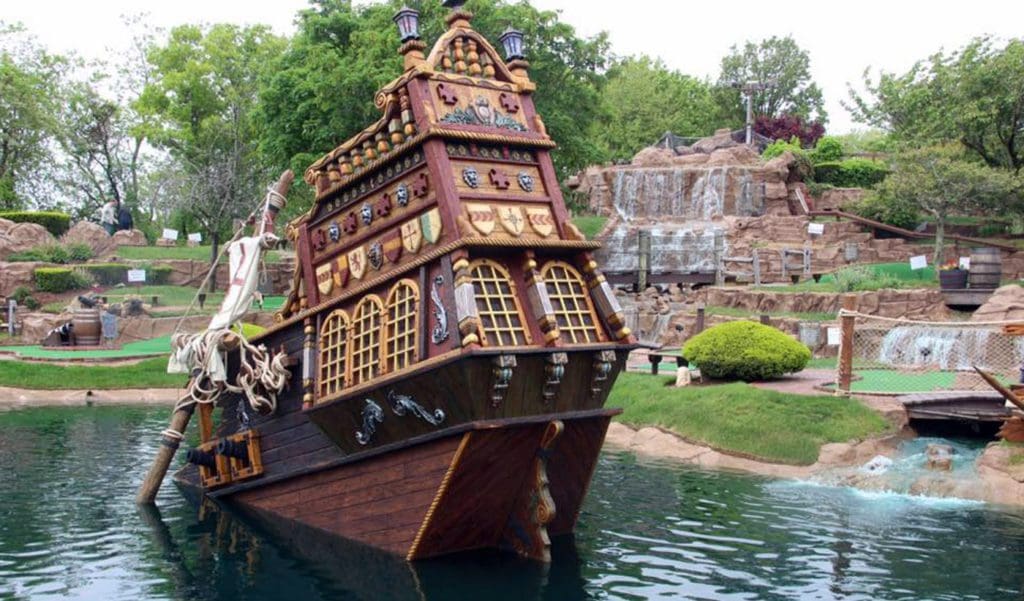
[176,410,615,561]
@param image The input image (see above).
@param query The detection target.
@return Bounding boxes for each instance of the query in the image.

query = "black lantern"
[393,6,420,43]
[499,27,525,61]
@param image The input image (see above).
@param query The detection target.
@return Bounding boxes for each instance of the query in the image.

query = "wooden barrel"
[72,308,101,346]
[968,247,1002,289]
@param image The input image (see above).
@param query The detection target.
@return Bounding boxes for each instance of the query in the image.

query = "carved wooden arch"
[351,294,385,385]
[384,278,421,372]
[539,260,605,344]
[468,258,532,347]
[318,309,351,399]
[426,27,518,84]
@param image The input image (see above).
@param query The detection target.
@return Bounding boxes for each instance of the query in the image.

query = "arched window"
[318,310,350,399]
[469,259,531,347]
[541,261,603,344]
[350,295,384,385]
[385,279,420,372]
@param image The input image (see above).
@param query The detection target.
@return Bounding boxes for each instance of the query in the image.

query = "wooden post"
[136,404,194,504]
[695,303,706,334]
[837,294,857,396]
[637,230,651,291]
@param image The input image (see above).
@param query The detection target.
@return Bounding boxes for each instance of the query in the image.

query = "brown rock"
[631,147,676,167]
[20,312,66,343]
[689,128,738,154]
[0,217,15,234]
[971,284,1024,322]
[109,228,148,248]
[62,220,112,256]
[0,261,40,297]
[0,222,56,260]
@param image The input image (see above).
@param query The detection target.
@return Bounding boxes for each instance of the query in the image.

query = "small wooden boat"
[166,3,634,562]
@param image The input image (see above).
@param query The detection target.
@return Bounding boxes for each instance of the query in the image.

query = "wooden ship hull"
[170,4,635,562]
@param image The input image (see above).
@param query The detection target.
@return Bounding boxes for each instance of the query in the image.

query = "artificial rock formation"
[62,221,111,256]
[971,284,1024,322]
[0,222,57,260]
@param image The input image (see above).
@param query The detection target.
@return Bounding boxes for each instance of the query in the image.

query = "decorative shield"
[497,206,526,237]
[526,207,554,237]
[466,203,495,235]
[400,218,422,253]
[315,263,334,295]
[382,229,403,263]
[348,246,367,280]
[368,241,384,271]
[334,254,350,288]
[420,208,443,244]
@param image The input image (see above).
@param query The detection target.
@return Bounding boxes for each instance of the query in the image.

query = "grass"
[704,305,837,322]
[101,285,226,307]
[764,262,938,293]
[0,356,183,389]
[609,372,890,465]
[572,215,608,240]
[114,245,292,263]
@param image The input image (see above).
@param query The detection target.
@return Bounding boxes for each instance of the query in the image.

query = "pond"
[1,406,1022,600]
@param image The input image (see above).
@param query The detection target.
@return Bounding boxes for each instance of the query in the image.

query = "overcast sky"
[5,0,1023,133]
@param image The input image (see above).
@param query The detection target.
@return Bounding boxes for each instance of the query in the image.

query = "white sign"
[127,269,147,283]
[161,228,179,241]
[807,222,825,235]
[188,232,203,243]
[959,257,971,270]
[909,255,928,270]
[827,326,841,346]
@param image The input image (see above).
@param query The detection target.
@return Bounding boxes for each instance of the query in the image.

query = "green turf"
[703,305,837,322]
[572,215,608,240]
[0,335,172,359]
[0,356,182,389]
[114,245,292,263]
[101,285,226,307]
[609,372,890,465]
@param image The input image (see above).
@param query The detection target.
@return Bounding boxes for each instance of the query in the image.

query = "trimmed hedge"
[34,267,92,293]
[80,263,127,286]
[683,321,811,381]
[148,265,173,285]
[814,158,888,188]
[0,211,71,237]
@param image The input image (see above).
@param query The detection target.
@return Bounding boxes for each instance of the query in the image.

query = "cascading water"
[878,326,1018,371]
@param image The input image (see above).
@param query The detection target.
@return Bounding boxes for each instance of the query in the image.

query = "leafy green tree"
[257,0,610,203]
[714,35,826,126]
[137,23,285,263]
[0,24,69,209]
[875,146,1016,263]
[848,36,1024,172]
[594,56,716,160]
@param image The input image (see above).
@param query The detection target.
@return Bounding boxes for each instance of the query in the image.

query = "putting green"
[0,335,172,359]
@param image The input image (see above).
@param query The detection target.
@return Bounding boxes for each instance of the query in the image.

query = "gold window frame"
[540,261,604,344]
[385,279,420,372]
[469,259,531,347]
[318,309,351,399]
[350,295,384,385]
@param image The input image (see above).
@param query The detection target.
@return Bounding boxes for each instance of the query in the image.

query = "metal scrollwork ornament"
[431,275,449,344]
[387,390,445,426]
[355,399,384,445]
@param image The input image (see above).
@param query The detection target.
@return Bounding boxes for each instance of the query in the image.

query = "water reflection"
[2,406,1024,600]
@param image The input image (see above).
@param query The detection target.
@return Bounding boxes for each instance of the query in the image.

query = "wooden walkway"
[900,391,1014,423]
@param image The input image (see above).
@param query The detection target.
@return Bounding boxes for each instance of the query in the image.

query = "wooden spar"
[136,402,195,504]
[973,366,1024,412]
[136,171,293,505]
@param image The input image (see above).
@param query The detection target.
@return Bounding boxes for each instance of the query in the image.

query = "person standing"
[99,199,117,235]
[117,202,134,232]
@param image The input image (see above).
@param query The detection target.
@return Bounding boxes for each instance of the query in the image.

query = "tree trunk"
[208,230,219,293]
[932,218,945,267]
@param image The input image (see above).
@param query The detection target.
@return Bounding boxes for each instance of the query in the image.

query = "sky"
[5,0,1023,134]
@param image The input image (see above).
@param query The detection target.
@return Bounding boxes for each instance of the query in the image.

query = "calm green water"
[2,406,1023,600]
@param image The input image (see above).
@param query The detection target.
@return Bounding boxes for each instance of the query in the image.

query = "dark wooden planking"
[546,414,612,535]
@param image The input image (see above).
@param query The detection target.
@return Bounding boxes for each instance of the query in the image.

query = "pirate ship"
[158,3,635,562]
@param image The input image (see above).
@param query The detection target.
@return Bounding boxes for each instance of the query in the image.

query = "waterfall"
[877,326,1016,371]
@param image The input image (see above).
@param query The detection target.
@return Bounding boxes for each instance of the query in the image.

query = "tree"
[753,114,824,147]
[594,56,717,160]
[715,35,826,126]
[257,0,611,203]
[137,23,285,268]
[0,24,69,209]
[874,146,1016,263]
[848,36,1024,172]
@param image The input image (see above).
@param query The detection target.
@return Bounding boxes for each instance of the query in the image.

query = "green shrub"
[682,321,811,381]
[814,158,889,188]
[34,267,93,293]
[0,211,71,236]
[850,192,920,230]
[66,243,93,262]
[833,265,903,292]
[80,263,127,286]
[762,137,804,160]
[806,182,835,197]
[5,243,93,264]
[148,265,173,285]
[810,136,844,164]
